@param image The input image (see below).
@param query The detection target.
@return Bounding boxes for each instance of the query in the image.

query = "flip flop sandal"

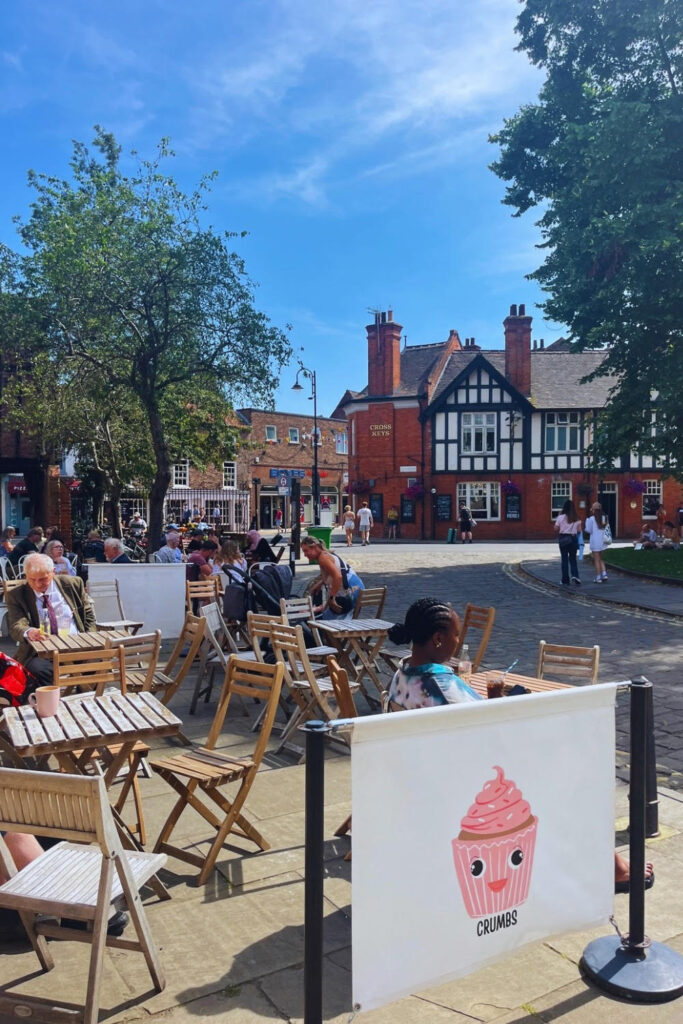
[614,870,655,895]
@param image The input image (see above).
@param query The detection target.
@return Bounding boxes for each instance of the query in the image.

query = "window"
[551,482,571,519]
[642,480,661,518]
[172,459,189,487]
[545,412,580,453]
[222,461,237,488]
[461,413,496,454]
[457,482,500,520]
[335,430,348,455]
[288,427,299,444]
[265,425,277,442]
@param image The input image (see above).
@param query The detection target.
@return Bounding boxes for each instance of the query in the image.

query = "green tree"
[491,0,683,472]
[1,129,291,544]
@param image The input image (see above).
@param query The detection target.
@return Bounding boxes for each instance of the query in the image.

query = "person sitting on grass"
[387,598,482,709]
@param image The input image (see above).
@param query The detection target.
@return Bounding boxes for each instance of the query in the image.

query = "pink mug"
[28,685,61,718]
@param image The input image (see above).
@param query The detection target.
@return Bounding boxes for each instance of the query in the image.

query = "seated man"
[660,521,680,550]
[186,539,218,581]
[6,552,96,685]
[639,523,658,549]
[104,537,132,564]
[7,527,44,568]
[156,529,184,563]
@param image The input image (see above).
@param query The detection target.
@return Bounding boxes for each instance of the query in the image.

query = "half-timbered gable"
[428,354,533,475]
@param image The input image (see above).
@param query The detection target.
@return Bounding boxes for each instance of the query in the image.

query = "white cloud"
[186,0,540,203]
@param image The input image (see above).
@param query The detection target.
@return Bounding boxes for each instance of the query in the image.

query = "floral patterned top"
[388,661,482,709]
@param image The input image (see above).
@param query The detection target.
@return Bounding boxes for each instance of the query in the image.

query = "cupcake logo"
[452,765,538,921]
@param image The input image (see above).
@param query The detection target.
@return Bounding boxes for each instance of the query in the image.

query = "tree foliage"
[491,0,682,472]
[1,129,292,542]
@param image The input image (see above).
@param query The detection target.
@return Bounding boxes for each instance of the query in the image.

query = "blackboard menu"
[505,494,522,520]
[400,496,415,522]
[369,494,383,523]
[435,494,452,521]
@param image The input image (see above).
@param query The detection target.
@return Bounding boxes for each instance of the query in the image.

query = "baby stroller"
[222,562,293,623]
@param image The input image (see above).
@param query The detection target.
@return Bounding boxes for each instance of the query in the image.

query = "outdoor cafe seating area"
[0,563,604,1023]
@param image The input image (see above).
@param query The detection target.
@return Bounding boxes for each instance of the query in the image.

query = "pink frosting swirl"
[460,765,532,836]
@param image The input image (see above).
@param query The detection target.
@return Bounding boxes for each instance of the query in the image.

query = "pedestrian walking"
[554,499,582,586]
[356,501,373,546]
[458,502,476,543]
[342,505,356,547]
[585,502,609,583]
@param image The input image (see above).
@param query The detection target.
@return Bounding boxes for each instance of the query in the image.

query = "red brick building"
[341,307,679,541]
[236,409,349,529]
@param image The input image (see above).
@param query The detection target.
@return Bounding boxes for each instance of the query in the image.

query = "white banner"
[351,684,617,1011]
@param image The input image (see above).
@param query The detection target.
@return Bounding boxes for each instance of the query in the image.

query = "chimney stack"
[504,302,532,396]
[367,310,403,396]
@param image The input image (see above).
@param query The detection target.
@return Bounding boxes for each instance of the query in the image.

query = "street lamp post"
[292,364,320,526]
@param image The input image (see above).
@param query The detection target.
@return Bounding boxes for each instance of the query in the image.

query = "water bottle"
[40,603,51,636]
[458,644,472,683]
[578,530,584,561]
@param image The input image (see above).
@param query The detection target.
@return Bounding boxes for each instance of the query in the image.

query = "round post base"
[581,936,683,1003]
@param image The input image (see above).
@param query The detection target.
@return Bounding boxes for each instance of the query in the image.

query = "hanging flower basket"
[350,480,370,495]
[624,478,646,498]
[576,482,593,497]
[501,479,520,496]
[404,482,426,500]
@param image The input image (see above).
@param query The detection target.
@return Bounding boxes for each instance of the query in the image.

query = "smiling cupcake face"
[453,766,538,919]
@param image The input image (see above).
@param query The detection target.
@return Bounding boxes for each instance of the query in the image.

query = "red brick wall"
[367,314,402,396]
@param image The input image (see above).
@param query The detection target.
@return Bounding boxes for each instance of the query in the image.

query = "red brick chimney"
[504,303,532,397]
[367,310,403,396]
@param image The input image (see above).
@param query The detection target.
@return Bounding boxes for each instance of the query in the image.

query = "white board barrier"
[351,684,618,1012]
[87,562,186,638]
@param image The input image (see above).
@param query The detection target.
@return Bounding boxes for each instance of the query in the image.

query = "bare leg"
[0,833,44,883]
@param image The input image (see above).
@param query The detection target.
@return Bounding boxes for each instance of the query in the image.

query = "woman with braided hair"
[387,598,482,709]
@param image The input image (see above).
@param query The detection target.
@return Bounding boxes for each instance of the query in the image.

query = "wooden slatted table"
[0,692,182,898]
[468,670,573,699]
[29,629,130,655]
[312,617,395,701]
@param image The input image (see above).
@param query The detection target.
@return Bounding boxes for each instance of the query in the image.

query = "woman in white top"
[554,499,583,586]
[585,502,608,583]
[43,539,76,576]
[342,505,355,547]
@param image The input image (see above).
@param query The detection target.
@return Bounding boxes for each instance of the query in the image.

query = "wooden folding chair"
[268,623,359,756]
[126,612,206,707]
[537,641,600,685]
[152,657,284,885]
[105,630,162,693]
[52,645,127,696]
[279,596,337,660]
[352,586,387,619]
[103,632,163,843]
[186,578,220,613]
[0,767,166,1024]
[453,603,496,671]
[87,578,143,634]
[189,602,254,714]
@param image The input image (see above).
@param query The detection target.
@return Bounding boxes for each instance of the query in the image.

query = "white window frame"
[457,482,500,520]
[551,481,571,519]
[172,459,189,488]
[222,460,237,489]
[461,412,496,454]
[642,479,661,519]
[265,424,277,443]
[288,427,299,444]
[335,430,348,455]
[545,412,581,453]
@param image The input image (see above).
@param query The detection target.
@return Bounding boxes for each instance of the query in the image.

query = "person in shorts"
[356,501,373,546]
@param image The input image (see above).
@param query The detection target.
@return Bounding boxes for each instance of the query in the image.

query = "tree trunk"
[110,485,123,538]
[145,399,171,557]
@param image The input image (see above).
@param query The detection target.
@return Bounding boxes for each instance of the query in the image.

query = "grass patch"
[603,547,683,581]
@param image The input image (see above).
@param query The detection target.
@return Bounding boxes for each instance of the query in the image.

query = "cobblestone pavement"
[312,538,683,787]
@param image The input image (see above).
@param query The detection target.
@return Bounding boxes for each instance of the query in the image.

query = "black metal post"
[645,683,659,838]
[303,720,326,1024]
[581,678,683,1001]
[312,370,320,526]
[627,676,648,949]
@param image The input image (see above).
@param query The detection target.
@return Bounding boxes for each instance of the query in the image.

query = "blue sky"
[0,0,562,418]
